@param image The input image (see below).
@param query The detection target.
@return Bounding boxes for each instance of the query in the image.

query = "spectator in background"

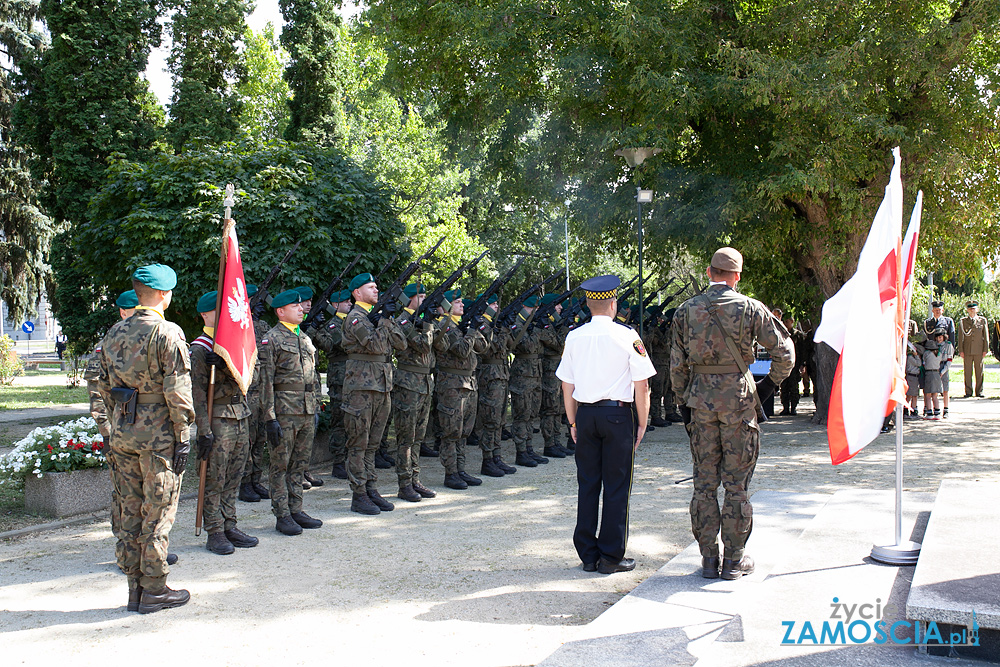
[55,333,68,359]
[957,301,989,398]
[924,300,955,347]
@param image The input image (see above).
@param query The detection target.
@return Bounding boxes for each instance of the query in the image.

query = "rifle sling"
[701,295,763,416]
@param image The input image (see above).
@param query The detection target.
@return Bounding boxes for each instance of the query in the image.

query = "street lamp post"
[615,147,660,341]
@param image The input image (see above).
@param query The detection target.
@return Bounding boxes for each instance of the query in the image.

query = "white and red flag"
[814,148,922,464]
[213,219,257,395]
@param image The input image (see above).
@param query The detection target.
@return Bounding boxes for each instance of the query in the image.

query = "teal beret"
[619,300,630,309]
[197,291,218,313]
[487,293,498,305]
[444,288,461,301]
[349,273,375,292]
[646,305,657,315]
[524,295,539,308]
[335,289,352,303]
[403,283,426,298]
[296,285,314,300]
[115,290,139,309]
[630,304,640,314]
[132,264,177,291]
[541,293,559,305]
[271,289,303,308]
[246,284,258,297]
[462,298,473,308]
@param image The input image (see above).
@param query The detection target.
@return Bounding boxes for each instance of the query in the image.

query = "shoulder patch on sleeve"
[633,340,647,357]
[261,339,269,345]
[351,318,359,325]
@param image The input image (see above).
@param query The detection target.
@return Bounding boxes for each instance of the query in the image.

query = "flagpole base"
[871,541,921,566]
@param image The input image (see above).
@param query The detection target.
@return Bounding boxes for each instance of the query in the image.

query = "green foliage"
[80,139,404,338]
[237,24,291,142]
[0,335,25,385]
[166,0,249,150]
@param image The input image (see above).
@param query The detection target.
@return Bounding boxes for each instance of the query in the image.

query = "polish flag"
[814,148,921,464]
[213,220,257,395]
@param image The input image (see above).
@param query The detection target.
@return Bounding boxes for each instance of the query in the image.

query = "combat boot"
[381,451,396,466]
[127,582,143,612]
[721,555,755,580]
[494,455,516,474]
[527,445,549,464]
[302,478,312,490]
[481,458,505,477]
[398,485,421,502]
[367,488,395,511]
[252,482,270,499]
[543,445,567,458]
[419,443,439,457]
[224,527,259,548]
[412,480,437,498]
[565,435,576,452]
[276,515,303,535]
[304,471,324,487]
[238,481,260,502]
[374,451,392,469]
[291,511,323,528]
[501,428,513,441]
[138,586,190,614]
[351,492,380,515]
[444,473,468,490]
[458,470,482,486]
[331,462,348,479]
[206,532,235,555]
[515,451,538,467]
[701,556,720,579]
[650,417,669,427]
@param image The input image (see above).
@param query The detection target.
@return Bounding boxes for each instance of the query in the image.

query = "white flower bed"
[0,416,106,490]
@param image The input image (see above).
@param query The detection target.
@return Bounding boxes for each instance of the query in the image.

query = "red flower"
[46,444,53,452]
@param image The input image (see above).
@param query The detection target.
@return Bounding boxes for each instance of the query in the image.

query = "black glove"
[755,376,779,404]
[173,440,190,473]
[205,351,225,367]
[412,316,425,330]
[265,419,283,447]
[196,433,215,461]
[368,310,381,326]
[382,299,398,316]
[470,313,484,330]
[679,405,692,426]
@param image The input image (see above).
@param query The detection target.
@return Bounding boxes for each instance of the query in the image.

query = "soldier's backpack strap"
[700,295,765,421]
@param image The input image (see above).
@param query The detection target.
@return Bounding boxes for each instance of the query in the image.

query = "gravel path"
[1,395,997,666]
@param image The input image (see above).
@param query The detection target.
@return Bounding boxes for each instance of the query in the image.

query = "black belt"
[396,363,431,375]
[480,359,505,365]
[580,400,630,407]
[348,353,390,363]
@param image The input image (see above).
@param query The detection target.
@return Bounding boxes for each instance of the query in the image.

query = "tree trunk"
[810,342,839,426]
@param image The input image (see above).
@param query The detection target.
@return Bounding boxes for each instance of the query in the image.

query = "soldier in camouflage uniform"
[670,248,793,581]
[391,283,442,502]
[293,285,324,489]
[660,308,684,423]
[191,291,259,554]
[538,294,571,458]
[647,309,671,427]
[509,295,548,467]
[341,272,407,515]
[474,295,517,477]
[259,289,324,535]
[308,289,352,479]
[96,264,194,614]
[433,290,489,488]
[240,284,272,502]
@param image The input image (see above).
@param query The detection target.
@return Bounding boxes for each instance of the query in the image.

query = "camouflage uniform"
[97,309,194,593]
[509,312,543,454]
[670,285,793,561]
[86,344,123,554]
[243,317,271,487]
[475,317,512,458]
[259,323,322,519]
[190,333,251,534]
[538,316,566,450]
[340,305,407,494]
[647,324,669,421]
[392,310,441,487]
[309,313,348,464]
[434,317,488,473]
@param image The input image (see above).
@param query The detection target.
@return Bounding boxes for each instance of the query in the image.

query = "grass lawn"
[0,384,89,410]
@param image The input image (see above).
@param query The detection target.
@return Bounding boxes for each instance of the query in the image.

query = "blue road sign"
[21,321,35,334]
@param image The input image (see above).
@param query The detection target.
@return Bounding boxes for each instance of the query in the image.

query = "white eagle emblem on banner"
[228,278,252,330]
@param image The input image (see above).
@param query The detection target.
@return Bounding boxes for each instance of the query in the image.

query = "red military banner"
[214,219,257,395]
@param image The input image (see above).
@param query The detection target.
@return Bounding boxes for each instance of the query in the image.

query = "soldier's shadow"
[0,606,130,631]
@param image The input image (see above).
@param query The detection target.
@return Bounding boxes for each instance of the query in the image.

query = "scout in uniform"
[97,265,194,613]
[191,291,259,554]
[259,289,323,535]
[958,300,990,398]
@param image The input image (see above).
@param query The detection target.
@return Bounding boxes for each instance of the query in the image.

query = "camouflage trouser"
[540,371,563,448]
[436,383,476,474]
[105,445,126,568]
[327,362,347,464]
[509,374,541,453]
[243,388,268,486]
[202,416,250,534]
[111,437,181,591]
[268,413,315,518]
[380,411,393,457]
[393,385,432,487]
[476,376,508,457]
[343,389,391,494]
[424,392,441,450]
[687,405,760,561]
[649,365,667,420]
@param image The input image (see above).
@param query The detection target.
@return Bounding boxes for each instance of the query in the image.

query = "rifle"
[529,287,578,330]
[642,281,691,329]
[617,273,652,309]
[301,253,362,331]
[369,236,446,322]
[373,250,400,282]
[249,240,301,314]
[417,250,489,320]
[626,278,676,326]
[459,257,525,329]
[495,268,565,327]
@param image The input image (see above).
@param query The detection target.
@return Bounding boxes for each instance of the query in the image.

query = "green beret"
[132,264,177,291]
[246,284,258,297]
[271,289,303,308]
[296,285,314,300]
[524,295,539,308]
[645,305,657,315]
[115,290,139,309]
[541,293,559,305]
[336,289,352,303]
[444,288,461,300]
[487,293,498,304]
[197,291,218,313]
[630,304,640,314]
[619,300,630,309]
[462,298,473,308]
[349,273,375,292]
[403,283,426,298]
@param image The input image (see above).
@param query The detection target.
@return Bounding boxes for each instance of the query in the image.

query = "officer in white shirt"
[556,275,656,574]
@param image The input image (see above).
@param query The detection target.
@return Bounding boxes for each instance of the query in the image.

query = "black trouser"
[573,402,636,565]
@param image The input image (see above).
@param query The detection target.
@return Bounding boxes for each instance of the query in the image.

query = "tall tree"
[236,24,291,142]
[280,0,349,145]
[166,0,249,150]
[1,0,56,323]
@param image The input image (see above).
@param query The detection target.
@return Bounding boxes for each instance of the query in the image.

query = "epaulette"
[615,321,634,330]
